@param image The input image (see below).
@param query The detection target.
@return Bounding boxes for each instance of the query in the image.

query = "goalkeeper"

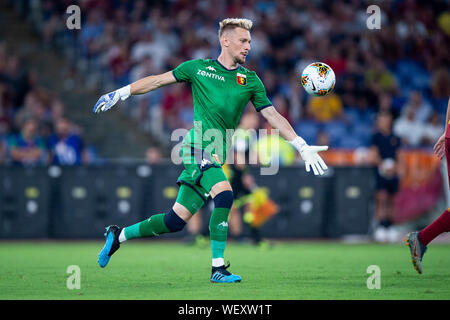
[93,18,328,283]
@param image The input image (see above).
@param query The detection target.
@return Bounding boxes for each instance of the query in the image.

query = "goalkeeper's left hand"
[92,85,131,114]
[290,136,328,176]
[433,133,445,160]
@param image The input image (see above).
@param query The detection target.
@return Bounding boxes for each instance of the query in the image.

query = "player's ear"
[220,34,230,48]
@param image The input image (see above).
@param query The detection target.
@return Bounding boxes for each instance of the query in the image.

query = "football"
[301,62,336,96]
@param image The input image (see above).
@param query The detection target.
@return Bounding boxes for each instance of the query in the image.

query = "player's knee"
[213,190,234,209]
[164,209,186,232]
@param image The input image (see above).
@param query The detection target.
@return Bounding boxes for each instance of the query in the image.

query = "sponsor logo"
[206,66,216,72]
[197,69,225,82]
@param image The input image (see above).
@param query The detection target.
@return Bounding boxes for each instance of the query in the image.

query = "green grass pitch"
[1,240,450,300]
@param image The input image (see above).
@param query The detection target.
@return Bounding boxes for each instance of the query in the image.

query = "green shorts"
[176,147,228,206]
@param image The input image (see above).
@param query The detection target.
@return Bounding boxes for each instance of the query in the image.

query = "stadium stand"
[1,0,449,237]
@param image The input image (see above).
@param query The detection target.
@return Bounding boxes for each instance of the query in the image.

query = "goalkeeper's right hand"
[298,144,328,175]
[92,85,131,114]
[289,136,328,176]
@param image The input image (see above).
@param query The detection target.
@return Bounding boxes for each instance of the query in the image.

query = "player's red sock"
[418,209,450,246]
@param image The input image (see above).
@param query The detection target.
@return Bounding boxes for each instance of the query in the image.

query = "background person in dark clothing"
[369,110,402,242]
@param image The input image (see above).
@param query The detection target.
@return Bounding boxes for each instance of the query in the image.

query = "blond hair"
[218,18,253,38]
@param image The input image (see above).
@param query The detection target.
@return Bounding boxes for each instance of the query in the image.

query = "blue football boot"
[210,263,242,283]
[98,225,121,268]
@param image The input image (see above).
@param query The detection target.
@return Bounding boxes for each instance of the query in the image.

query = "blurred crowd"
[12,0,449,152]
[5,0,450,163]
[3,0,449,241]
[0,43,89,166]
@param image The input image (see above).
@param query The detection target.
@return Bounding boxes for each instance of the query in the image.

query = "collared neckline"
[214,59,240,71]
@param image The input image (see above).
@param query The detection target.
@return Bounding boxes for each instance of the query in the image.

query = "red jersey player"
[405,97,450,274]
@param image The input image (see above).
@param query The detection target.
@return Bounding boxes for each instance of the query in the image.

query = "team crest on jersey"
[237,73,247,86]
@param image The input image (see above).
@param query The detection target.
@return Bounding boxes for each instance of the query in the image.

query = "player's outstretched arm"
[260,106,328,175]
[93,71,177,114]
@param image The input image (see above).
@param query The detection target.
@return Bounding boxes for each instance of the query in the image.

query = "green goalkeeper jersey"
[172,59,272,164]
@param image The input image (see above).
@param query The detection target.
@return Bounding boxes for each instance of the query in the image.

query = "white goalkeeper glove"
[290,136,329,176]
[92,85,131,114]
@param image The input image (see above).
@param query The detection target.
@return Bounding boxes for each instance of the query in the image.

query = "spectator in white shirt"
[393,108,426,147]
[421,112,445,147]
[130,31,169,72]
[400,90,432,124]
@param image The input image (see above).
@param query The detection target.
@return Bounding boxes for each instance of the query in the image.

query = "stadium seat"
[433,97,449,115]
[323,121,348,147]
[396,59,430,92]
[351,123,374,147]
[295,120,320,144]
[338,134,366,149]
[392,96,407,112]
[344,108,361,124]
